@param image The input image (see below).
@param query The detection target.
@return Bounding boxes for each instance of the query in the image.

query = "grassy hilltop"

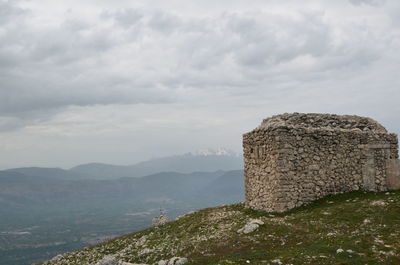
[39,191,400,265]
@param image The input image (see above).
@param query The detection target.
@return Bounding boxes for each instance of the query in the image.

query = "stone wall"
[152,215,169,226]
[387,159,400,190]
[243,113,399,213]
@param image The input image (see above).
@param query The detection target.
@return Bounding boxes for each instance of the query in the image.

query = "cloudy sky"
[0,0,399,169]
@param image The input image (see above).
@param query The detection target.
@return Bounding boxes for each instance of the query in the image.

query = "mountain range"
[70,150,243,180]
[5,149,243,180]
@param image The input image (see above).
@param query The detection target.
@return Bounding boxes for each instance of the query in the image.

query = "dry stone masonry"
[243,113,400,213]
[152,215,169,226]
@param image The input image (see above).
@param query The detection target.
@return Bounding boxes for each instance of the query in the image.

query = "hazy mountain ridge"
[70,151,243,180]
[4,151,243,182]
[0,170,243,208]
[4,167,87,180]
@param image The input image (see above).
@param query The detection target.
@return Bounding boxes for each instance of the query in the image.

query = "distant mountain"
[0,170,30,180]
[5,167,86,180]
[70,151,243,180]
[4,149,243,181]
[198,170,244,203]
[68,163,133,180]
[188,147,238,156]
[127,170,228,202]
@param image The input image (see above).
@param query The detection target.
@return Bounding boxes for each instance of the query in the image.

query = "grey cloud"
[0,49,22,68]
[227,12,365,71]
[0,3,397,133]
[157,10,383,91]
[0,8,174,128]
[102,8,182,34]
[0,116,28,132]
[0,21,115,71]
[102,8,143,29]
[0,0,26,25]
[0,1,29,68]
[349,0,386,6]
[148,11,182,33]
[28,20,116,65]
[0,74,174,116]
[385,1,400,25]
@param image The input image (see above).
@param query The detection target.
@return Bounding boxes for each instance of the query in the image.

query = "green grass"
[39,190,400,265]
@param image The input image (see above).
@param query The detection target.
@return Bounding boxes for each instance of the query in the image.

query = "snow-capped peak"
[189,148,237,157]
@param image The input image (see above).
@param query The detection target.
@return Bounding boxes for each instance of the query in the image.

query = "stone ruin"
[152,215,169,226]
[243,113,400,213]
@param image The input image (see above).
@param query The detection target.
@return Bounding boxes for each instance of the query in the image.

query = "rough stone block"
[387,159,400,190]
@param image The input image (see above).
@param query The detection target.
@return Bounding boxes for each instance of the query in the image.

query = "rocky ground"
[38,190,400,265]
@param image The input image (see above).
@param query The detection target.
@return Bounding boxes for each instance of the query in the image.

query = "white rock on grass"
[370,200,387,206]
[174,258,188,265]
[336,248,344,254]
[363,218,372,224]
[271,259,282,265]
[135,235,147,247]
[50,254,63,261]
[139,248,154,256]
[94,255,119,265]
[158,257,188,265]
[237,219,264,234]
[92,255,148,265]
[118,261,147,265]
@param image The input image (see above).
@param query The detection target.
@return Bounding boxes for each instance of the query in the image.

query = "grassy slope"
[40,191,400,265]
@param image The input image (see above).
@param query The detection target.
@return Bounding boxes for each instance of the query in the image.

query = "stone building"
[243,113,400,213]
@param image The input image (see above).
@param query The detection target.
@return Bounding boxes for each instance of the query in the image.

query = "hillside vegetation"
[40,190,400,265]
